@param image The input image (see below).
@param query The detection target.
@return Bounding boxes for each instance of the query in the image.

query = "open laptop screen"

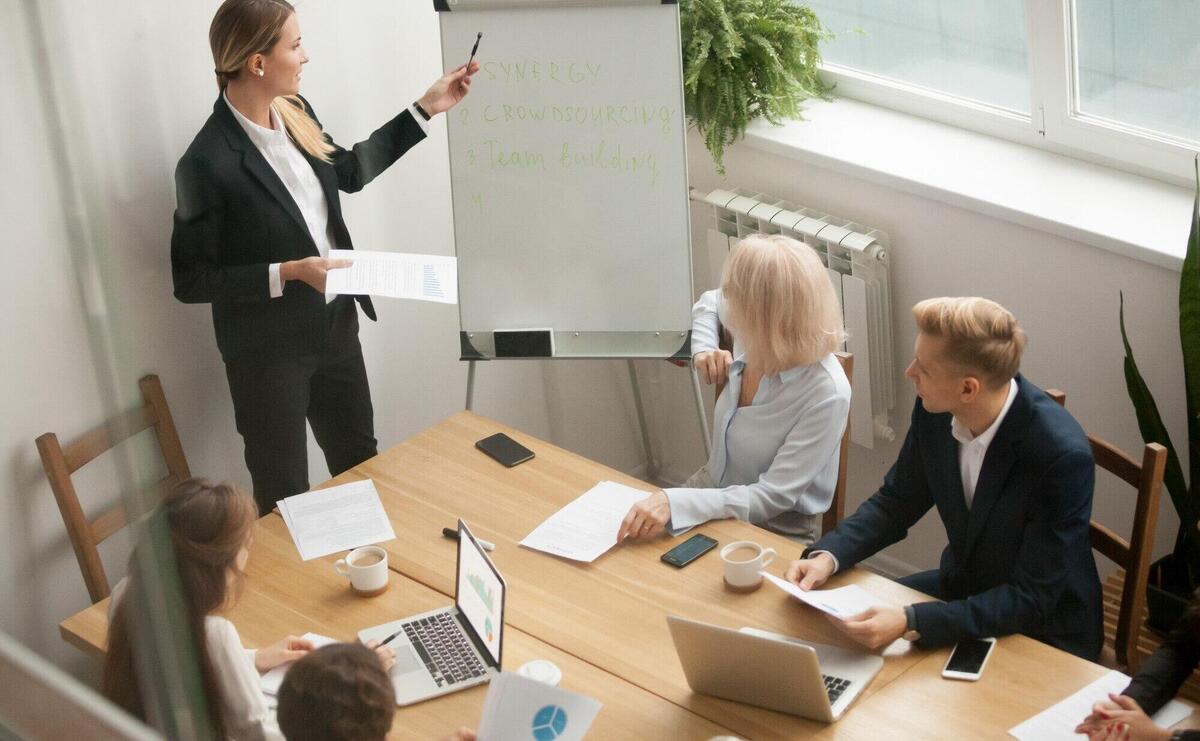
[454,520,505,666]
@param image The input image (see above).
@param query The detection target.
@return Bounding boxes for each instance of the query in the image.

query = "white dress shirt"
[109,579,283,741]
[223,94,430,299]
[951,378,1018,509]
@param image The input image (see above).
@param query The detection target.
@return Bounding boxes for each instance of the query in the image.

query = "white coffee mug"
[334,546,388,596]
[720,540,776,592]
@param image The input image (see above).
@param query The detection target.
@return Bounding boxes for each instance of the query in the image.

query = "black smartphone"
[661,533,719,568]
[475,432,535,467]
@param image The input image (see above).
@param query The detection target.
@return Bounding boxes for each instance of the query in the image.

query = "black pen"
[442,526,496,552]
[466,32,482,68]
[379,629,402,647]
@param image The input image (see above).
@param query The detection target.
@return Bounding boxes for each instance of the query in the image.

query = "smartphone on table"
[941,637,997,681]
[475,432,535,467]
[661,533,718,568]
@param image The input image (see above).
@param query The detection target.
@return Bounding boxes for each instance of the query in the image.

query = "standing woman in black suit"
[173,0,478,514]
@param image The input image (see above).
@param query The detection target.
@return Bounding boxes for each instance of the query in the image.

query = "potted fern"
[1120,155,1200,633]
[681,0,833,174]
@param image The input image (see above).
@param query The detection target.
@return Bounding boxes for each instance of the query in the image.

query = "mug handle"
[334,558,350,577]
[760,547,777,568]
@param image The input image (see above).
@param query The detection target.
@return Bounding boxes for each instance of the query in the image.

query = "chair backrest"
[1045,388,1166,673]
[35,375,190,604]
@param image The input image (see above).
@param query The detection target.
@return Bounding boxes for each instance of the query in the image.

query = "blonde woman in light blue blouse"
[618,234,850,546]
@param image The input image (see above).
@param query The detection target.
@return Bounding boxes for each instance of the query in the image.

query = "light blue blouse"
[666,290,851,533]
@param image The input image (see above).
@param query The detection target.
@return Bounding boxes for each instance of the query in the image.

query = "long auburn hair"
[102,479,257,737]
[209,0,334,162]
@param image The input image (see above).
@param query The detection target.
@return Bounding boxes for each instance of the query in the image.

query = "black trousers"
[224,296,378,515]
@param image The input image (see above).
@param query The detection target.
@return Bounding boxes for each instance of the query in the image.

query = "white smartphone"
[941,637,997,681]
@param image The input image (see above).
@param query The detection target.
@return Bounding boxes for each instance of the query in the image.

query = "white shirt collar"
[951,378,1018,448]
[223,90,287,149]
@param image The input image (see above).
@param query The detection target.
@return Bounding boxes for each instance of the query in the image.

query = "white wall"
[1,0,1186,686]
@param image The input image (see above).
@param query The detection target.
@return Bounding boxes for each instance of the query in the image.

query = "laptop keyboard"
[403,612,487,687]
[824,674,852,704]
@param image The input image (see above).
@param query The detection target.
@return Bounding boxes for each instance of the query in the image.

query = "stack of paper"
[1009,670,1192,739]
[478,672,601,741]
[325,249,458,304]
[762,572,885,620]
[278,479,396,561]
[519,481,649,562]
[258,633,338,696]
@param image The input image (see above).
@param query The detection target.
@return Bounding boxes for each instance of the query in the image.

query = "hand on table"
[254,635,314,672]
[362,638,397,672]
[281,256,352,293]
[1074,693,1171,741]
[694,350,733,386]
[439,728,477,741]
[824,604,908,650]
[785,552,836,590]
[419,62,481,115]
[617,491,671,541]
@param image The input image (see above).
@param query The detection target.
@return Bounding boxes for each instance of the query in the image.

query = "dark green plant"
[1120,154,1200,588]
[681,0,833,174]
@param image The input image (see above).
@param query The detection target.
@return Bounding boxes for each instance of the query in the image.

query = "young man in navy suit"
[787,297,1102,661]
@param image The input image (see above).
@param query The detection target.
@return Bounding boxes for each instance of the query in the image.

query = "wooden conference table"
[63,411,1198,739]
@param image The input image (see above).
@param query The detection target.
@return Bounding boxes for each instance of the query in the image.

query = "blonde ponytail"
[210,0,334,162]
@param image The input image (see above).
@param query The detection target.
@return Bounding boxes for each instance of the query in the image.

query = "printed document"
[478,671,601,741]
[279,479,396,561]
[519,481,649,562]
[762,572,885,620]
[1010,669,1192,739]
[325,249,457,304]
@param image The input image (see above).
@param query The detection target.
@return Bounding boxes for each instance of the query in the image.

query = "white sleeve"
[663,390,849,530]
[268,263,283,298]
[691,289,723,356]
[205,618,284,741]
[408,104,431,135]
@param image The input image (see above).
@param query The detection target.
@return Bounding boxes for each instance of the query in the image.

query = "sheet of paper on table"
[1009,669,1192,740]
[761,572,885,620]
[325,249,457,304]
[519,481,649,562]
[477,671,601,741]
[278,479,396,561]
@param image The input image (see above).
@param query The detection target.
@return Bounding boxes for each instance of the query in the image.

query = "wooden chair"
[35,375,190,604]
[1046,388,1167,673]
[711,323,853,536]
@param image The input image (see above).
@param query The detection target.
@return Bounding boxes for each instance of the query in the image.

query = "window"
[807,0,1199,185]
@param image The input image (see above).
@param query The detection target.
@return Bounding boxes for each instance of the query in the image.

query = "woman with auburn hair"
[173,0,479,515]
[618,234,850,545]
[102,479,395,739]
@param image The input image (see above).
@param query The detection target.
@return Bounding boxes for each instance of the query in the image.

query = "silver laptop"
[359,520,506,705]
[666,615,883,722]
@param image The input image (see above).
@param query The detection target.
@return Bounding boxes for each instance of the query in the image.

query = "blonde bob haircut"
[721,234,845,375]
[912,297,1026,389]
[210,0,335,163]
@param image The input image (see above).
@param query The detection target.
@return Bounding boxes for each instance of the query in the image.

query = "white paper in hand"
[762,572,885,620]
[478,671,601,741]
[519,481,649,562]
[1009,670,1192,740]
[258,633,338,696]
[324,249,457,304]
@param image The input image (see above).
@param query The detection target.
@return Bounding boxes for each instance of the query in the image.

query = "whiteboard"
[439,0,692,358]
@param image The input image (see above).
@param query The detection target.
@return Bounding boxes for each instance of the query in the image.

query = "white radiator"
[693,188,896,448]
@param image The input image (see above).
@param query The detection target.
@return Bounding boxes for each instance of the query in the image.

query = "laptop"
[359,520,506,705]
[666,615,883,722]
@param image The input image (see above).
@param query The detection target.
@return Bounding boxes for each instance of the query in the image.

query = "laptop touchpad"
[391,645,422,675]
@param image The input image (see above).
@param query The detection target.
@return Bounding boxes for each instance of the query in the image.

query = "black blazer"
[171,94,426,362]
[810,375,1103,660]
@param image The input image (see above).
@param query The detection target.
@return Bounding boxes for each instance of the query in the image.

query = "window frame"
[815,0,1198,187]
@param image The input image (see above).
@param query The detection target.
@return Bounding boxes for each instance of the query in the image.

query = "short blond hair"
[912,297,1026,389]
[722,234,845,375]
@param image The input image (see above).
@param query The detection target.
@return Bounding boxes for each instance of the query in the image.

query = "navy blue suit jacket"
[811,375,1103,660]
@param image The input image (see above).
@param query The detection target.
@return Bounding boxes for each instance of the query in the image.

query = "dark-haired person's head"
[277,642,395,741]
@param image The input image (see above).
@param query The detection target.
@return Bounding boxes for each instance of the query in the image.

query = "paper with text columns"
[324,250,457,304]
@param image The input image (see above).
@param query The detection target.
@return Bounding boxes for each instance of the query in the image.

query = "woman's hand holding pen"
[281,256,352,294]
[418,61,480,116]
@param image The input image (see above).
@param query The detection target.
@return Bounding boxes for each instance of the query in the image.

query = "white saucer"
[516,659,562,686]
